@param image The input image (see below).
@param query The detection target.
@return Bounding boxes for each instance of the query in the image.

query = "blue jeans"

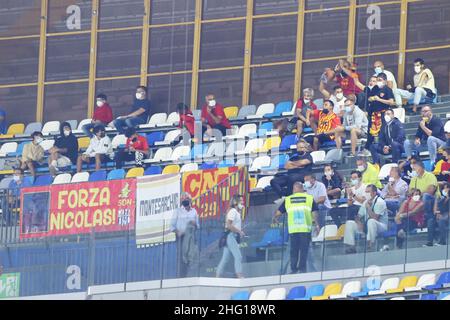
[216,233,242,277]
[113,117,147,134]
[427,216,448,245]
[317,204,330,229]
[404,137,446,163]
[369,141,404,165]
[386,200,401,216]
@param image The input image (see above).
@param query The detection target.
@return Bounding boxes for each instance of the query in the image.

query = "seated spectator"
[423,184,443,247]
[115,127,149,169]
[381,167,409,216]
[48,122,79,176]
[356,156,382,189]
[330,170,369,230]
[354,75,378,112]
[270,140,313,200]
[0,109,7,135]
[409,160,441,202]
[113,86,151,134]
[399,155,420,184]
[303,174,332,230]
[394,189,424,249]
[433,148,450,186]
[321,164,343,200]
[82,94,113,137]
[373,60,398,90]
[312,100,344,151]
[319,83,347,118]
[20,131,45,177]
[76,125,113,172]
[201,94,231,139]
[338,94,368,156]
[4,168,31,226]
[369,109,405,166]
[8,168,32,198]
[426,182,450,246]
[293,88,317,136]
[344,184,387,253]
[177,103,195,138]
[394,58,436,113]
[404,105,446,166]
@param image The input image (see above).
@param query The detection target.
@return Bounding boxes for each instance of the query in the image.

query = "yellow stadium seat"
[126,167,144,178]
[224,106,239,119]
[249,177,257,190]
[7,123,25,135]
[312,282,342,300]
[326,224,345,241]
[162,164,180,175]
[386,276,418,294]
[258,136,281,152]
[78,137,90,150]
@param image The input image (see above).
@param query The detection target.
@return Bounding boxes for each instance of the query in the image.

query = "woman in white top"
[216,194,245,278]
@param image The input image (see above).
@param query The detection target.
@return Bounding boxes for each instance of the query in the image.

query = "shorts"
[85,154,113,164]
[317,134,333,144]
[53,156,72,168]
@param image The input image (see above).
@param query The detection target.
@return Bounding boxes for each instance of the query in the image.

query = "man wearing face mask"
[201,94,231,139]
[115,127,149,169]
[381,167,408,215]
[77,125,113,172]
[170,192,200,277]
[20,131,45,177]
[334,59,363,97]
[312,100,344,151]
[369,109,405,166]
[114,86,151,134]
[394,58,436,113]
[373,60,397,90]
[294,88,317,136]
[5,169,32,226]
[48,122,79,176]
[338,94,368,157]
[404,105,446,167]
[354,75,378,112]
[409,160,440,196]
[355,156,382,189]
[428,182,450,246]
[82,94,113,137]
[319,84,347,118]
[321,164,343,200]
[303,174,332,231]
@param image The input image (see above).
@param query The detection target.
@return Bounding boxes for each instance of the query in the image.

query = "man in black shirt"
[321,164,343,200]
[270,140,313,199]
[48,122,79,176]
[114,86,151,134]
[404,105,446,165]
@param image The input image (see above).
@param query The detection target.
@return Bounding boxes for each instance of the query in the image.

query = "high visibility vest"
[285,192,314,234]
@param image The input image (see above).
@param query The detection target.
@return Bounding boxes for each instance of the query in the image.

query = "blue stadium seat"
[262,154,289,170]
[107,169,125,180]
[89,170,107,182]
[146,131,165,146]
[279,134,297,151]
[425,271,450,290]
[8,141,27,157]
[33,174,53,186]
[264,101,293,119]
[423,160,432,172]
[252,228,284,248]
[421,294,437,300]
[23,175,34,186]
[350,279,381,297]
[218,159,235,168]
[144,166,162,175]
[199,162,218,170]
[438,292,450,300]
[180,144,207,161]
[296,284,324,300]
[286,286,306,300]
[256,122,274,137]
[231,290,250,300]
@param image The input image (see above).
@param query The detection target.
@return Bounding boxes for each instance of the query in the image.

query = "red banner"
[19,179,136,239]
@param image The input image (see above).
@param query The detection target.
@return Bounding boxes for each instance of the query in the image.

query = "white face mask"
[345,106,353,113]
[304,181,312,189]
[136,92,144,100]
[410,171,418,178]
[368,85,375,90]
[388,177,395,183]
[374,67,383,75]
[377,81,385,88]
[351,179,359,186]
[96,101,104,107]
[443,190,448,197]
[237,203,244,210]
[208,100,216,107]
[384,115,392,123]
[325,171,333,176]
[304,98,311,104]
[357,165,365,172]
[35,137,43,144]
[63,130,71,137]
[414,66,422,74]
[412,195,420,202]
[336,93,344,100]
[13,175,20,182]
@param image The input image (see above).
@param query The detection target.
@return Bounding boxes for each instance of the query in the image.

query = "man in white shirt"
[380,166,408,215]
[373,60,397,90]
[344,184,387,253]
[303,174,332,231]
[338,94,368,156]
[76,125,113,172]
[319,83,347,117]
[394,58,437,112]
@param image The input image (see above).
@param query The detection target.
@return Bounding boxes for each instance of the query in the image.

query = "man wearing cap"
[170,192,200,277]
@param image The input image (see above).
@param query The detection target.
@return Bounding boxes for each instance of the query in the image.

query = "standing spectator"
[404,105,446,166]
[427,182,450,246]
[270,139,313,199]
[312,100,344,151]
[330,170,369,231]
[334,59,363,97]
[319,84,347,117]
[321,164,343,200]
[369,109,405,166]
[354,75,378,112]
[294,88,317,136]
[356,156,382,189]
[113,86,151,134]
[381,167,409,216]
[201,94,231,138]
[76,125,113,172]
[0,109,7,135]
[216,194,245,278]
[177,103,195,138]
[170,192,199,278]
[273,182,316,274]
[48,122,79,176]
[394,58,436,113]
[373,60,397,90]
[20,131,45,177]
[82,94,113,137]
[115,127,149,169]
[344,184,387,252]
[394,189,424,249]
[339,94,368,156]
[303,174,332,230]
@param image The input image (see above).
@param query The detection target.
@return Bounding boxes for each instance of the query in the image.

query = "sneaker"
[345,247,357,254]
[433,243,442,247]
[423,242,433,247]
[380,245,390,252]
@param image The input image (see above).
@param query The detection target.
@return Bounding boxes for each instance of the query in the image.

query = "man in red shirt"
[334,60,363,97]
[312,100,344,151]
[82,93,113,137]
[115,127,149,168]
[177,103,195,137]
[201,94,231,139]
